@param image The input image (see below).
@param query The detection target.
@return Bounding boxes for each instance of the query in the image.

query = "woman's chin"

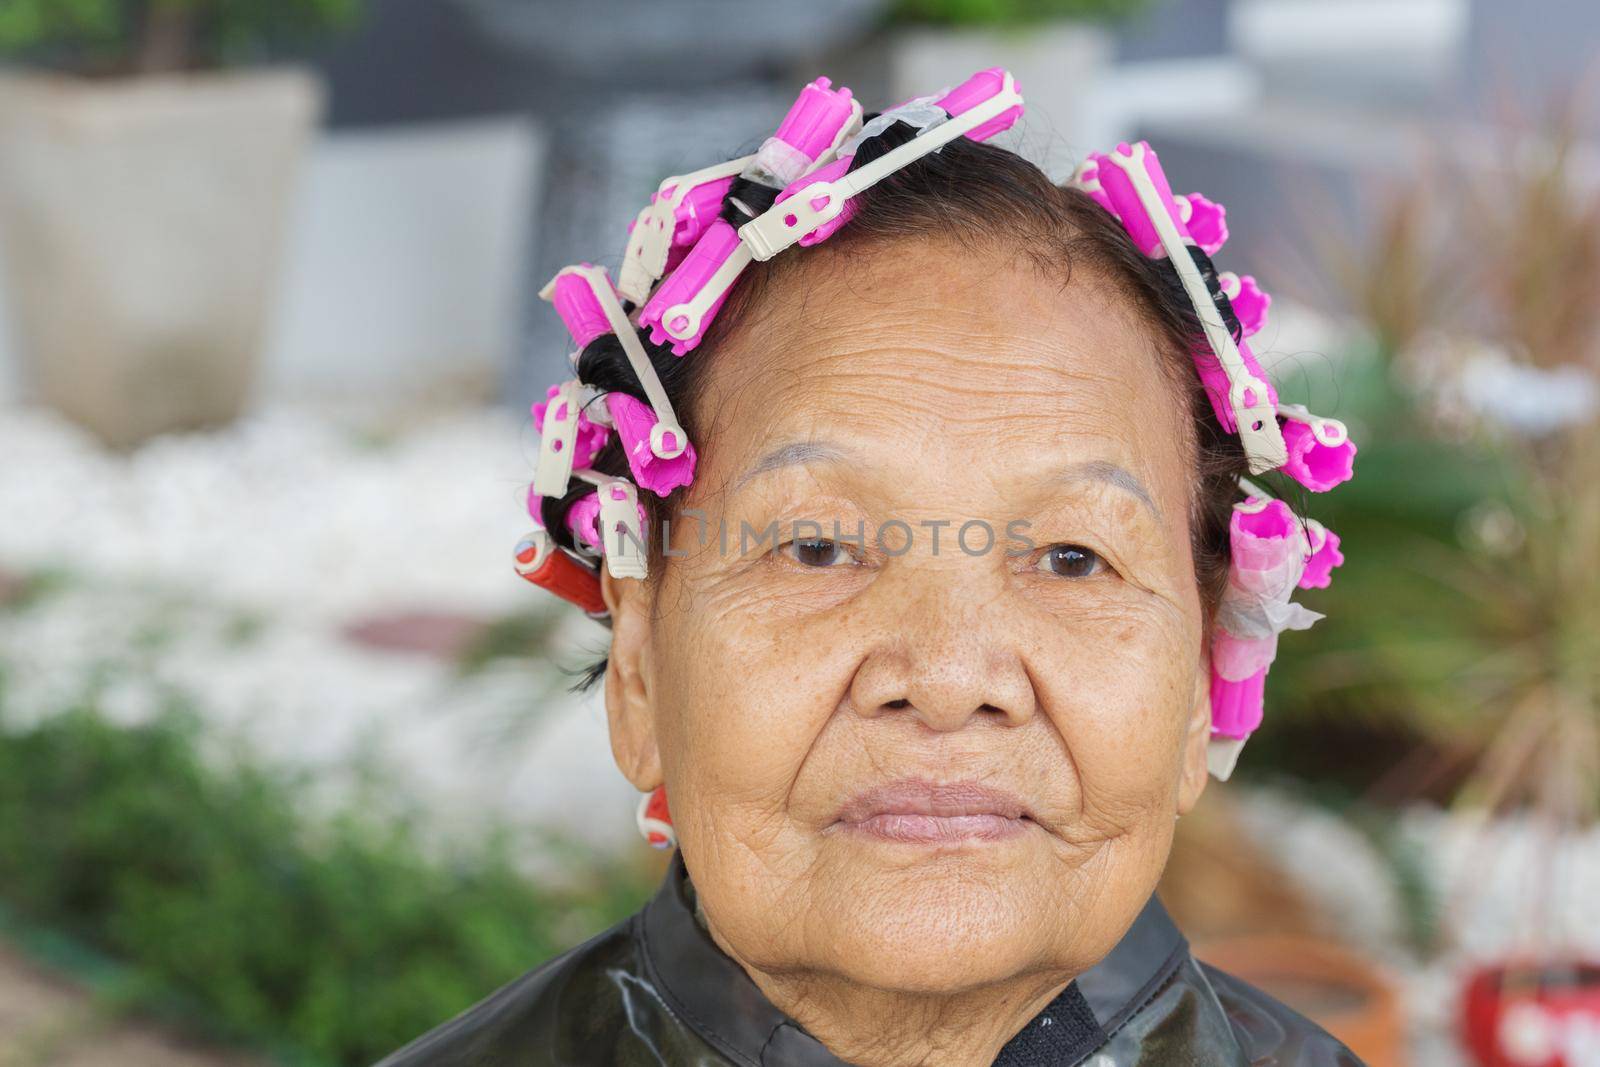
[824,901,1058,993]
[799,847,1074,992]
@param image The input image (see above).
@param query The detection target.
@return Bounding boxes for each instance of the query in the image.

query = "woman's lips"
[831,779,1036,844]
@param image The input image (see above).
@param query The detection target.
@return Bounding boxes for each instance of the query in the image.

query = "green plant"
[889,0,1153,27]
[0,678,659,1066]
[1263,108,1600,824]
[0,0,362,76]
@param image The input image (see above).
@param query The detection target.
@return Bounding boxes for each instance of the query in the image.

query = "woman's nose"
[847,582,1038,732]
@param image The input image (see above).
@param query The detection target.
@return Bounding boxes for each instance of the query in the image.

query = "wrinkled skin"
[603,238,1214,1067]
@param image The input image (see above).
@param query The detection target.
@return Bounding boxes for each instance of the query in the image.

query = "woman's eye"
[1036,544,1105,579]
[780,538,855,568]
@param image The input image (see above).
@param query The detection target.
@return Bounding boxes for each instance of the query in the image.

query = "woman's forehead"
[698,244,1190,498]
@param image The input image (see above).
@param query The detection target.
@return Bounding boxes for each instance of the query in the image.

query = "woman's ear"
[602,570,663,793]
[1176,644,1212,816]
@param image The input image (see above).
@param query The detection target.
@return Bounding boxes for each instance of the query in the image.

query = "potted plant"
[1270,105,1600,1067]
[885,0,1154,180]
[0,1,361,448]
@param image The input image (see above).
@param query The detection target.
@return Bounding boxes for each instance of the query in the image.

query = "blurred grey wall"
[6,0,1596,410]
[310,0,545,128]
[1465,0,1600,126]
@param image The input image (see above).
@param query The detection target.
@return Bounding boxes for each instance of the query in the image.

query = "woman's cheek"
[656,590,847,827]
[1032,608,1195,810]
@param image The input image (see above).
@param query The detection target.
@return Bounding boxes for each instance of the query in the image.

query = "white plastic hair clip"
[1069,158,1112,213]
[1236,475,1274,504]
[1093,142,1287,475]
[572,469,650,580]
[532,379,583,497]
[1276,403,1348,450]
[638,83,866,354]
[617,154,756,304]
[544,264,688,462]
[738,70,1025,262]
[597,478,649,580]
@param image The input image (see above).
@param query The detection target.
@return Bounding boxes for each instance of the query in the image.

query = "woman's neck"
[697,906,1074,1067]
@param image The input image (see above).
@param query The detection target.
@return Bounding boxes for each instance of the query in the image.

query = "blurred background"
[1,1,1598,1065]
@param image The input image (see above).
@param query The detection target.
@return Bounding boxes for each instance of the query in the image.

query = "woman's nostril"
[884,699,911,710]
[979,703,1005,716]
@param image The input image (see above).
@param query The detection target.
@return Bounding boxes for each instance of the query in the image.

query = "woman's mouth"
[830,778,1037,844]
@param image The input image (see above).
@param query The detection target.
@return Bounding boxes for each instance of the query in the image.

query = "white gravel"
[0,401,535,621]
[0,401,642,860]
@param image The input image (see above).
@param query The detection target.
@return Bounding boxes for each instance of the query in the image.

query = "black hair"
[541,128,1251,690]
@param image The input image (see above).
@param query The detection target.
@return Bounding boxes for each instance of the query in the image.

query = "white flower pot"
[0,69,321,448]
[888,21,1114,182]
[1228,0,1468,103]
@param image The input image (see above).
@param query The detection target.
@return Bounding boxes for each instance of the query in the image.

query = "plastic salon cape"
[376,851,1363,1066]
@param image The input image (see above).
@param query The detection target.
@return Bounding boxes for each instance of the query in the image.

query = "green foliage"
[890,0,1153,26]
[1261,346,1519,737]
[0,685,657,1066]
[0,0,363,72]
[1264,113,1600,828]
[456,608,566,677]
[0,0,121,52]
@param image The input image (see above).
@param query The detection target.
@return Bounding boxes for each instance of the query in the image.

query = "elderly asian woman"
[378,70,1361,1067]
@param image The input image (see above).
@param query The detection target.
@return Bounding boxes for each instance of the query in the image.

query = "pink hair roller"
[765,69,1024,253]
[1207,496,1327,777]
[565,488,649,554]
[1070,158,1116,215]
[638,79,862,355]
[1195,337,1279,435]
[773,155,854,248]
[1229,496,1301,572]
[543,263,693,487]
[1176,192,1228,256]
[1089,143,1189,258]
[935,67,1024,142]
[606,391,697,496]
[1299,521,1345,590]
[1209,652,1268,740]
[638,218,744,355]
[661,175,736,273]
[762,77,859,185]
[532,384,608,468]
[566,491,604,551]
[546,265,612,351]
[619,157,753,303]
[1278,404,1357,492]
[1078,139,1284,473]
[1220,272,1270,338]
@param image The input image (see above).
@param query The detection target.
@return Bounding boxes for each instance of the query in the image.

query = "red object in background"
[1462,961,1600,1067]
[342,610,488,659]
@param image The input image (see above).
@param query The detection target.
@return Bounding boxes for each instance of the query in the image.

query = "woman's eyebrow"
[1059,460,1161,520]
[734,447,1158,518]
[733,441,851,490]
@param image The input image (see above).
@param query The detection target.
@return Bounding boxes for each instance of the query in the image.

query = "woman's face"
[605,238,1214,994]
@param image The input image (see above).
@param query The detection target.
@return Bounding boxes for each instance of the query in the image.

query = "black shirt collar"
[638,851,1187,1067]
